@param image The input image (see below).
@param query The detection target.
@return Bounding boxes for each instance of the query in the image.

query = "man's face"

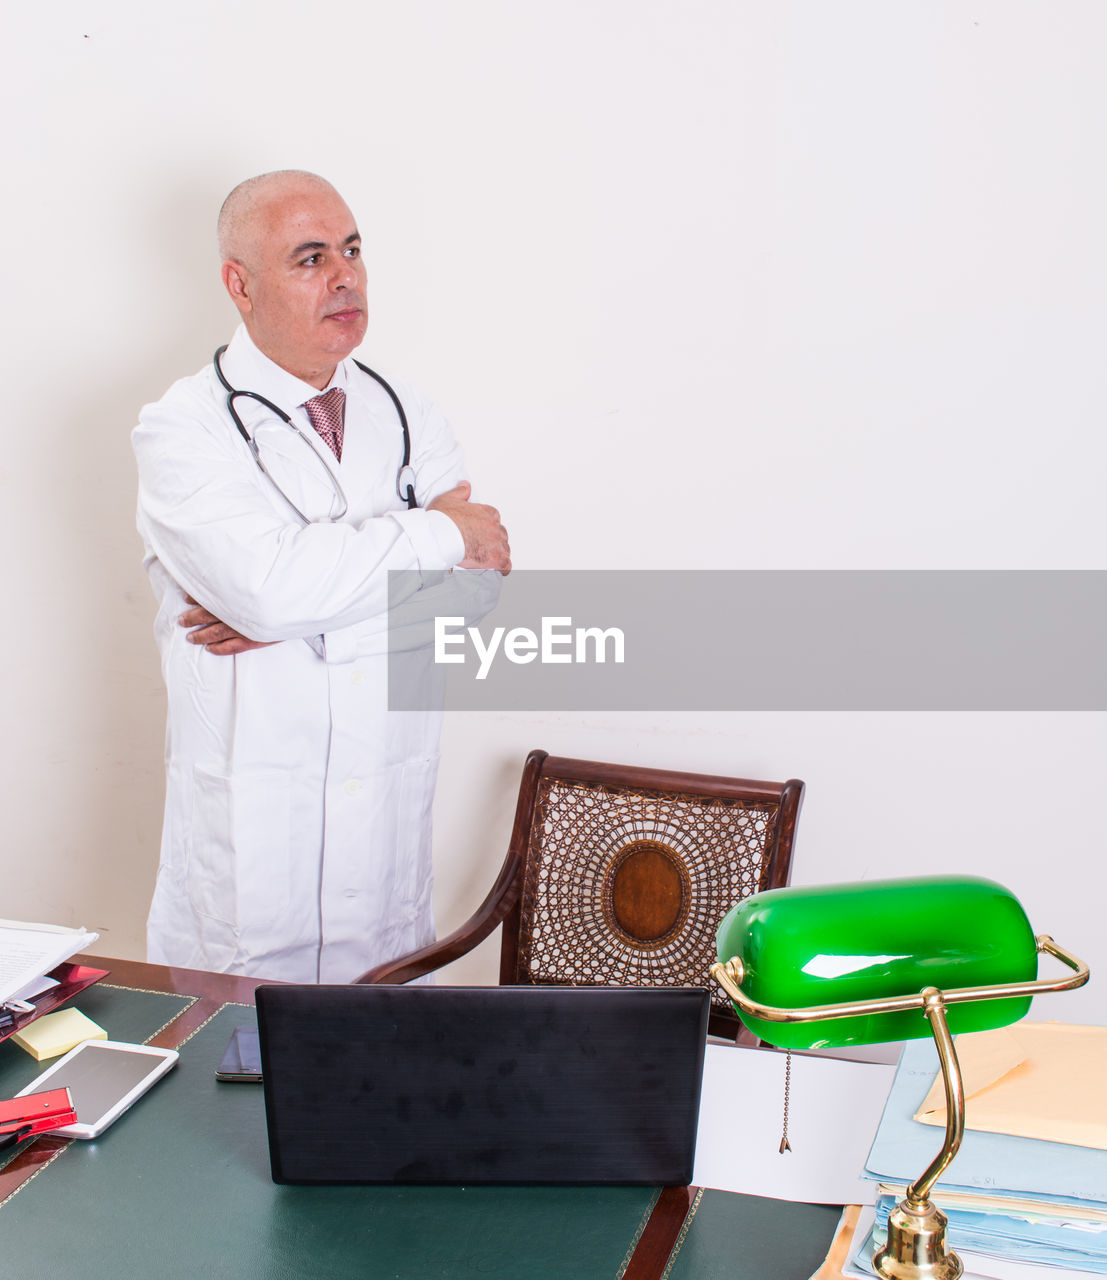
[224,182,368,388]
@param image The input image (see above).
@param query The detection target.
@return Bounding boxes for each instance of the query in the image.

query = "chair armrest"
[353,925,487,985]
[352,863,523,985]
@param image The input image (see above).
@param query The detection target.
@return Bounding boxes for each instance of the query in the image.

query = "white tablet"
[15,1039,179,1138]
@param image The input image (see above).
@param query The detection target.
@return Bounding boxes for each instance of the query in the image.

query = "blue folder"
[863,1037,1107,1207]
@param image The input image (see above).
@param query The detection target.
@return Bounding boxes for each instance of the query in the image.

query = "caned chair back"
[499,753,803,1038]
[356,750,803,1040]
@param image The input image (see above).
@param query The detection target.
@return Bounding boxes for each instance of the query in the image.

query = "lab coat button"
[344,779,362,797]
[351,671,366,685]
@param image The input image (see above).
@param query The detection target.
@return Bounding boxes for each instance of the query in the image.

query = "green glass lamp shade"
[715,876,1038,1050]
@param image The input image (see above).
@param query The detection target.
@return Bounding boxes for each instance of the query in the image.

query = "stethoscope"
[213,346,418,525]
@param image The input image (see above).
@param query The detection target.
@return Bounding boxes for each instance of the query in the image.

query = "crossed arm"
[180,482,511,655]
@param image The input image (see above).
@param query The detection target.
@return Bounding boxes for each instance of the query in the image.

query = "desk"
[0,957,841,1279]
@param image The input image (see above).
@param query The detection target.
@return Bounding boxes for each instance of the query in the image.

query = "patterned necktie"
[302,386,346,461]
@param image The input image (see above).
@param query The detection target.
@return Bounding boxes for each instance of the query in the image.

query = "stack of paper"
[0,918,100,1006]
[849,1023,1107,1278]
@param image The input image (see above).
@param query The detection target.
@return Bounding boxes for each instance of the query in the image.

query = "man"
[133,170,509,982]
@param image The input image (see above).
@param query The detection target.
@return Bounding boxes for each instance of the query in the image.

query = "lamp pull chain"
[779,1049,792,1153]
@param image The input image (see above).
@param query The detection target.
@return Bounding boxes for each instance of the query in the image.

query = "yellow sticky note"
[11,1008,107,1061]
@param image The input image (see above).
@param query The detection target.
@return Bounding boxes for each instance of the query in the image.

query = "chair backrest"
[499,752,804,1039]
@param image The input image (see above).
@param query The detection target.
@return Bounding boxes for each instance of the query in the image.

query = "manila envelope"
[915,1021,1107,1151]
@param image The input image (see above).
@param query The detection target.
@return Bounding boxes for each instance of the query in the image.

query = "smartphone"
[15,1040,178,1138]
[215,1024,262,1082]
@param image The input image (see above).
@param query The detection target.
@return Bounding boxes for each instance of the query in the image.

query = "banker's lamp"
[710,876,1090,1280]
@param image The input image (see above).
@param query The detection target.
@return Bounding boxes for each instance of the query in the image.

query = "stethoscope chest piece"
[397,464,417,508]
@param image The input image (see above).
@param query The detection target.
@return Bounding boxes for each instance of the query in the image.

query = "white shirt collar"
[220,325,351,411]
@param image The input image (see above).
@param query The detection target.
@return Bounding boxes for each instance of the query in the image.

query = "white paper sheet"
[692,1043,896,1204]
[0,919,98,1004]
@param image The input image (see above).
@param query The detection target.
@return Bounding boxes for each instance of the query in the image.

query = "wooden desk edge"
[76,952,271,1005]
[70,953,274,1049]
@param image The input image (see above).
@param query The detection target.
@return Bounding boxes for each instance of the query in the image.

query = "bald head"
[217,170,339,266]
[217,171,369,388]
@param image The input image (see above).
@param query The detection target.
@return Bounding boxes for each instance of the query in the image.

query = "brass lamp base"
[872,1198,962,1279]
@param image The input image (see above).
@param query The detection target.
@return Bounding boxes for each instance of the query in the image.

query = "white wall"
[2,3,1103,1019]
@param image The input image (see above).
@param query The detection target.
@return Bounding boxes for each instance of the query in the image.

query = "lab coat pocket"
[188,766,293,931]
[394,754,439,923]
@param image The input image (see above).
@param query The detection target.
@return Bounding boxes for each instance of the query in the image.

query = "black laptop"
[256,983,709,1186]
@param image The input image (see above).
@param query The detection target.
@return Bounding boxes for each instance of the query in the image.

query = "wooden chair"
[355,750,804,1039]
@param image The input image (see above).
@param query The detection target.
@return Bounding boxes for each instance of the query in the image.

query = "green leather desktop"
[0,958,840,1279]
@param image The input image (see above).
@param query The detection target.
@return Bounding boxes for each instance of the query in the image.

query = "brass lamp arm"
[709,934,1088,1027]
[911,990,964,1206]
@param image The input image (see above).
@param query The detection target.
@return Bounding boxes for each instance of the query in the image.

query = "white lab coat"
[133,326,498,982]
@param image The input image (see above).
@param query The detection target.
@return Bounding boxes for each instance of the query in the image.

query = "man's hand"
[179,597,276,656]
[428,482,511,573]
